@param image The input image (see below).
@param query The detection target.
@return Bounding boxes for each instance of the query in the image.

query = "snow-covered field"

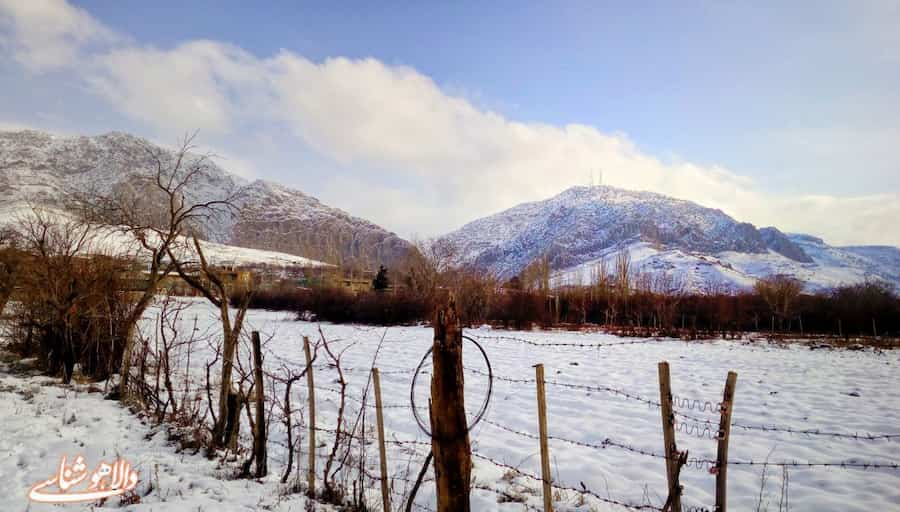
[3,299,900,511]
[0,356,316,512]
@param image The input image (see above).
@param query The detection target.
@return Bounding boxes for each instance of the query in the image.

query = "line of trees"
[241,246,900,337]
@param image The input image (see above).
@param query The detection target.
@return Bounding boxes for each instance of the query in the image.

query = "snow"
[552,240,899,294]
[0,356,317,512]
[0,202,335,269]
[0,129,411,267]
[441,185,900,292]
[3,300,900,510]
[10,300,895,511]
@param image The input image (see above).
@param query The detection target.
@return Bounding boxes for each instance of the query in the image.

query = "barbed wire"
[479,417,900,471]
[311,413,900,473]
[468,367,900,442]
[470,333,663,349]
[311,363,415,375]
[471,451,665,511]
[729,422,900,441]
[311,384,422,410]
[294,330,900,442]
[480,418,717,471]
[727,460,900,470]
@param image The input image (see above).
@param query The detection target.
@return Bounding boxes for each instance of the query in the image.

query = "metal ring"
[410,334,493,438]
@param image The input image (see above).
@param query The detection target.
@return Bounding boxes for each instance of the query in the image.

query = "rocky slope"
[439,185,899,292]
[0,129,412,268]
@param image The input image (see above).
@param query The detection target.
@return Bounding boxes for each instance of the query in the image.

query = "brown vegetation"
[240,246,900,340]
[4,209,138,382]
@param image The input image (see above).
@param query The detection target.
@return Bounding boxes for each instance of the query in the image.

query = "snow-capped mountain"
[0,129,412,268]
[439,186,900,292]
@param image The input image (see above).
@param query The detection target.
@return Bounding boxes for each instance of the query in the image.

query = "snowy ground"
[3,299,900,511]
[0,355,317,512]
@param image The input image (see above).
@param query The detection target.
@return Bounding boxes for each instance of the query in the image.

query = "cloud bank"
[1,0,898,246]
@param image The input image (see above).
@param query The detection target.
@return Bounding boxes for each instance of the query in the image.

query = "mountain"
[439,185,900,293]
[0,129,412,268]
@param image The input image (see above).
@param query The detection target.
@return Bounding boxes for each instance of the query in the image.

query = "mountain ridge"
[439,185,899,292]
[3,128,897,292]
[0,129,413,268]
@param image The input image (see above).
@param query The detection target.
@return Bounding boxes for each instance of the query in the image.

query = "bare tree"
[754,275,803,331]
[613,248,631,324]
[402,237,457,299]
[77,133,242,397]
[168,236,251,448]
[520,255,551,293]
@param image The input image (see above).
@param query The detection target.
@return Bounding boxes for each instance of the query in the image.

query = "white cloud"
[86,41,267,135]
[0,0,117,72]
[1,0,898,246]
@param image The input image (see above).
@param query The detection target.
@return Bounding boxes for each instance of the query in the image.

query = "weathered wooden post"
[373,368,391,512]
[251,331,268,477]
[535,364,553,512]
[715,372,738,512]
[658,362,682,512]
[430,297,471,512]
[303,335,316,498]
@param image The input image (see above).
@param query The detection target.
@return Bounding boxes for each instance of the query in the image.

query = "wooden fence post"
[535,364,553,512]
[430,297,471,512]
[658,361,682,512]
[251,331,268,477]
[373,368,391,512]
[303,335,316,498]
[715,372,738,512]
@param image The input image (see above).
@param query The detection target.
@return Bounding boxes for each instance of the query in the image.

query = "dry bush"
[7,210,138,382]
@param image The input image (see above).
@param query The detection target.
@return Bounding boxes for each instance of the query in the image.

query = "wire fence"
[269,328,900,512]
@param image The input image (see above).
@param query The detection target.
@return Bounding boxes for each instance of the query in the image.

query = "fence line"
[296,334,900,442]
[471,333,665,349]
[465,366,900,442]
[253,328,900,511]
[305,399,900,473]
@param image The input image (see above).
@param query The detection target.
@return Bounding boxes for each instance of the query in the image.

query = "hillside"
[0,130,412,269]
[440,185,900,292]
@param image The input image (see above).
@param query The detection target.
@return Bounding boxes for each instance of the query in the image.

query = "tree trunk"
[214,302,239,447]
[118,292,155,397]
[251,332,267,477]
[430,298,471,512]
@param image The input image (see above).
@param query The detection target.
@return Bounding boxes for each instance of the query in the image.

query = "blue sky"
[1,1,898,245]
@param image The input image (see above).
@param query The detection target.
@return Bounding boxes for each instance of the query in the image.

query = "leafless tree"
[168,236,251,448]
[754,275,803,331]
[520,255,551,293]
[402,237,457,299]
[77,132,242,397]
